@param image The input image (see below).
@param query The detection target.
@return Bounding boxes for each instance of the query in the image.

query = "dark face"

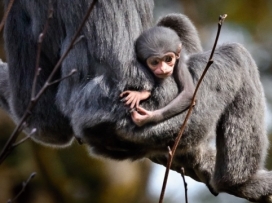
[146,52,179,79]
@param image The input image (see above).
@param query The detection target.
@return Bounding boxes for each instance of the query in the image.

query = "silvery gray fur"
[0,1,271,202]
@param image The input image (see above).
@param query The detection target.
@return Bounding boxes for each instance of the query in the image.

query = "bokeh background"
[0,0,272,202]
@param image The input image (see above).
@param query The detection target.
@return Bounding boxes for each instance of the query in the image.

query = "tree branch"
[47,69,77,86]
[7,172,36,203]
[181,167,188,203]
[0,0,98,165]
[31,4,53,99]
[158,14,227,203]
[0,0,14,32]
[12,128,37,147]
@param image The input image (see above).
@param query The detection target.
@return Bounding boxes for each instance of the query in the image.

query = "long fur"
[1,2,272,201]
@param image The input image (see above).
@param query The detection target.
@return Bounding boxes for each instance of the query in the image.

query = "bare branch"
[0,0,54,165]
[0,113,31,164]
[159,146,173,203]
[209,14,228,61]
[0,0,98,165]
[38,0,98,89]
[12,128,37,147]
[158,14,227,203]
[31,4,53,99]
[0,0,14,32]
[181,167,188,203]
[47,69,77,86]
[167,146,172,156]
[73,35,85,48]
[7,172,36,203]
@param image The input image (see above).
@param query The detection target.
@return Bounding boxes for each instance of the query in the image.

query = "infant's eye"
[165,56,173,62]
[150,59,160,66]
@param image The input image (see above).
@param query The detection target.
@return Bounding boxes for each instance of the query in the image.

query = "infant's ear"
[176,43,182,58]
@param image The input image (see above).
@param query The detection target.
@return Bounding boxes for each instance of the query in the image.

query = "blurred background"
[0,0,272,202]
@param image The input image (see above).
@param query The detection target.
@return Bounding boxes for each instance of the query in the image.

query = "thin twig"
[48,69,77,86]
[73,35,85,48]
[181,167,188,203]
[7,172,36,203]
[12,129,37,147]
[0,0,54,165]
[0,0,15,32]
[0,0,98,164]
[31,5,53,99]
[159,146,173,203]
[36,0,98,92]
[158,14,227,203]
[0,113,31,164]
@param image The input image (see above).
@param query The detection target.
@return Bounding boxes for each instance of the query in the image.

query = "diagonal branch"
[31,4,53,99]
[12,128,37,148]
[0,0,98,165]
[0,0,14,32]
[47,69,77,86]
[181,167,188,203]
[7,172,36,203]
[158,14,227,203]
